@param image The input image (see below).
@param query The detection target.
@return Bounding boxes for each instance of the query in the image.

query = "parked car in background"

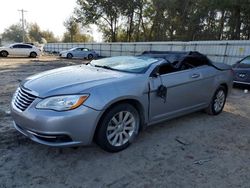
[59,47,98,59]
[0,43,41,58]
[232,55,250,86]
[11,51,233,152]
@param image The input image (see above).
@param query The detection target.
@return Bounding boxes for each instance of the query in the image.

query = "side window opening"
[178,56,208,70]
[158,63,179,75]
[22,45,32,49]
[157,56,208,75]
[12,45,20,48]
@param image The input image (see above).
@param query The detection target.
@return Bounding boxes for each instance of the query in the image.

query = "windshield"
[69,47,78,51]
[90,56,158,73]
[241,56,250,65]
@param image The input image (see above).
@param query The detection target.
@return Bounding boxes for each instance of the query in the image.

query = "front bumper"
[11,98,102,147]
[59,53,67,58]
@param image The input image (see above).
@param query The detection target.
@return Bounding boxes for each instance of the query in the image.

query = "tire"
[67,53,73,59]
[88,54,93,60]
[0,51,8,57]
[30,52,37,58]
[205,86,227,115]
[96,103,140,152]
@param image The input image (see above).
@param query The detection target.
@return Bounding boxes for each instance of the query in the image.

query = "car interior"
[143,51,209,75]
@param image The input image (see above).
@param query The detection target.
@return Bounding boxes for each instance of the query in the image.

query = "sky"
[0,0,102,42]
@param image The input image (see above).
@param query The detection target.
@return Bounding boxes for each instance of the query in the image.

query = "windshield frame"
[240,56,250,65]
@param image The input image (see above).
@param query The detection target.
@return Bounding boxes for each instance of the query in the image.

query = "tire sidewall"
[96,104,140,152]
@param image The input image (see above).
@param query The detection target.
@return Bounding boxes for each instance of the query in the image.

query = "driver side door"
[149,63,213,124]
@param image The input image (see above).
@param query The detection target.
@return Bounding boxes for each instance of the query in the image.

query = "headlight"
[36,95,89,111]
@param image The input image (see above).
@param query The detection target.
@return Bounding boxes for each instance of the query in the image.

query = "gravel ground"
[0,56,250,188]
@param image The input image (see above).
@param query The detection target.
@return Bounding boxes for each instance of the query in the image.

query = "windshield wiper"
[93,64,116,70]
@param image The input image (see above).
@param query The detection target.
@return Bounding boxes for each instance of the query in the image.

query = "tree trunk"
[218,10,226,40]
[231,6,241,40]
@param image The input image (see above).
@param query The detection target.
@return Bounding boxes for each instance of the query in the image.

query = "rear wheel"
[30,52,37,58]
[96,103,140,152]
[67,53,73,59]
[206,86,227,115]
[0,51,8,57]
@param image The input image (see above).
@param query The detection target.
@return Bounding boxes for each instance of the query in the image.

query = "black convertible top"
[141,51,231,71]
[141,51,210,64]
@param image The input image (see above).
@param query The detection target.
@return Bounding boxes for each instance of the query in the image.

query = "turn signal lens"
[70,96,89,109]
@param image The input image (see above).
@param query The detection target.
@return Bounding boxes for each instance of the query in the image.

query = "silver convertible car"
[11,51,233,152]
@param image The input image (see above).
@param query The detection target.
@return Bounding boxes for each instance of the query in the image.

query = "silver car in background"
[11,51,233,152]
[59,47,98,59]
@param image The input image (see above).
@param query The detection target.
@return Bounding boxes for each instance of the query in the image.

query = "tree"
[62,32,93,42]
[41,30,58,43]
[72,0,250,41]
[63,16,79,42]
[28,23,59,43]
[1,24,24,42]
[63,16,93,42]
[28,23,43,43]
[1,23,58,44]
[75,0,121,42]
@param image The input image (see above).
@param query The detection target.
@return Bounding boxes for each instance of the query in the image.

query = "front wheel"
[96,104,140,152]
[67,53,73,59]
[206,86,227,115]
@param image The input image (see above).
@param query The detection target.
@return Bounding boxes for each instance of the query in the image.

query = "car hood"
[22,65,129,98]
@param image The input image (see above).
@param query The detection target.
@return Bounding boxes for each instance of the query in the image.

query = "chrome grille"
[13,87,36,111]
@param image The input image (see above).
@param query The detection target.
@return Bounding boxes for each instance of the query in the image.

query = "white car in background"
[0,43,41,58]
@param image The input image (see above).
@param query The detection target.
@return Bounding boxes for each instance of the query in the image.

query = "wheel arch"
[219,83,228,96]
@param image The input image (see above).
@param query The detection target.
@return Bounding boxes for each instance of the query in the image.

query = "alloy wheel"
[106,111,136,147]
[213,90,225,113]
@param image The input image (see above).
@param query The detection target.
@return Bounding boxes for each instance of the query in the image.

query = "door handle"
[191,73,200,78]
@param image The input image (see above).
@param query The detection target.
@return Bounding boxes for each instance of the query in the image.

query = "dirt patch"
[0,56,250,187]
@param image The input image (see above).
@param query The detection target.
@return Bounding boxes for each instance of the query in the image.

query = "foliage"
[41,30,59,43]
[74,0,250,42]
[1,24,24,42]
[1,23,59,43]
[28,23,58,43]
[62,16,93,42]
